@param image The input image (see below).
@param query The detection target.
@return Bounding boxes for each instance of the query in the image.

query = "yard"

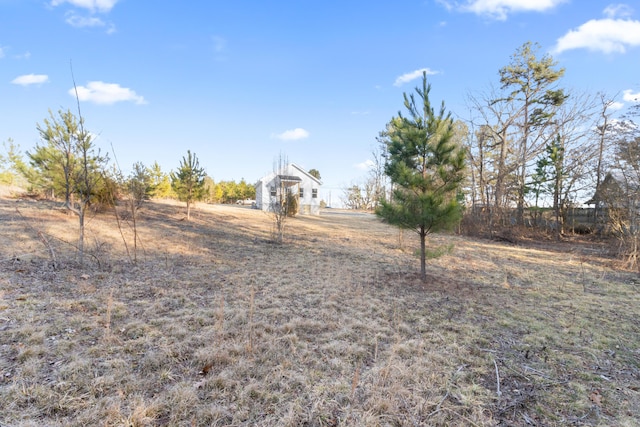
[0,193,639,426]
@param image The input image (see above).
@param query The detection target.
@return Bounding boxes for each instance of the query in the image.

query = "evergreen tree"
[308,169,321,180]
[377,72,466,281]
[171,150,206,220]
[128,162,152,208]
[545,135,566,239]
[202,176,217,203]
[498,41,567,224]
[1,139,33,187]
[30,109,107,266]
[148,161,173,198]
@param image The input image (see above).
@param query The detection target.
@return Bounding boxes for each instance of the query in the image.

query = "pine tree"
[308,169,321,180]
[171,150,206,220]
[377,72,466,281]
[498,41,567,224]
[30,109,107,266]
[148,161,173,198]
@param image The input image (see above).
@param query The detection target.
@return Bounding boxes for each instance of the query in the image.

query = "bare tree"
[465,87,521,235]
[601,105,640,269]
[343,140,391,211]
[370,139,389,206]
[126,162,152,262]
[70,68,109,266]
[592,93,618,224]
[547,91,598,238]
[268,153,297,243]
[342,183,368,210]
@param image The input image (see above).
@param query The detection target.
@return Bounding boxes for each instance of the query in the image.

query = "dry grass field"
[1,190,639,426]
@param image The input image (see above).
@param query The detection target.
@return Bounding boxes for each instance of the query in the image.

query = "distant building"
[586,172,628,209]
[255,163,322,215]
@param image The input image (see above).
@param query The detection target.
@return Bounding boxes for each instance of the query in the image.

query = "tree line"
[1,133,256,209]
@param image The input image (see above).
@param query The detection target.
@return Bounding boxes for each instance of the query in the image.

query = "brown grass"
[1,194,639,426]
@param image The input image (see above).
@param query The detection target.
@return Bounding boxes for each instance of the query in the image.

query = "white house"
[255,163,323,215]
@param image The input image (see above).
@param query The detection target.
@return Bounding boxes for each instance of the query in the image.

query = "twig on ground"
[428,364,467,418]
[523,365,551,379]
[522,412,536,425]
[441,407,483,427]
[494,358,502,397]
[427,390,450,417]
[350,363,360,401]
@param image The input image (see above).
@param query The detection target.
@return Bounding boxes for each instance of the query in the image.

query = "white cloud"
[65,13,105,28]
[604,4,634,19]
[553,18,640,54]
[0,46,5,58]
[437,0,454,11]
[623,89,640,102]
[272,128,310,141]
[70,81,146,105]
[609,101,625,110]
[52,0,118,31]
[65,13,115,33]
[393,68,439,87]
[437,0,566,20]
[355,159,375,170]
[11,74,50,86]
[51,0,118,13]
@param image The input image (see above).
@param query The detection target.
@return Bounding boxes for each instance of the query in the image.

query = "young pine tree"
[148,161,173,199]
[376,72,466,282]
[171,150,206,220]
[31,109,107,266]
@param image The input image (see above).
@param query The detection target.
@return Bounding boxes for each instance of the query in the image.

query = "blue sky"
[2,0,640,201]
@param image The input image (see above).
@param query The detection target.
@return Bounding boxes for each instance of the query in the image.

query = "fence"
[465,205,605,233]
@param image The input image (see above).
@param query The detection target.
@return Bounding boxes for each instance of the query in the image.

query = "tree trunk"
[78,206,85,267]
[515,102,530,227]
[594,96,611,226]
[132,204,138,263]
[493,130,508,234]
[419,226,427,282]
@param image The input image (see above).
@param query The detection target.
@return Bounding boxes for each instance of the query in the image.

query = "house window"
[270,186,276,197]
[299,188,304,198]
[312,189,318,199]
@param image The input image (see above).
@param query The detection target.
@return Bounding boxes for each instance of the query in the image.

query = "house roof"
[586,173,626,205]
[289,163,323,185]
[277,175,302,182]
[255,163,323,187]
